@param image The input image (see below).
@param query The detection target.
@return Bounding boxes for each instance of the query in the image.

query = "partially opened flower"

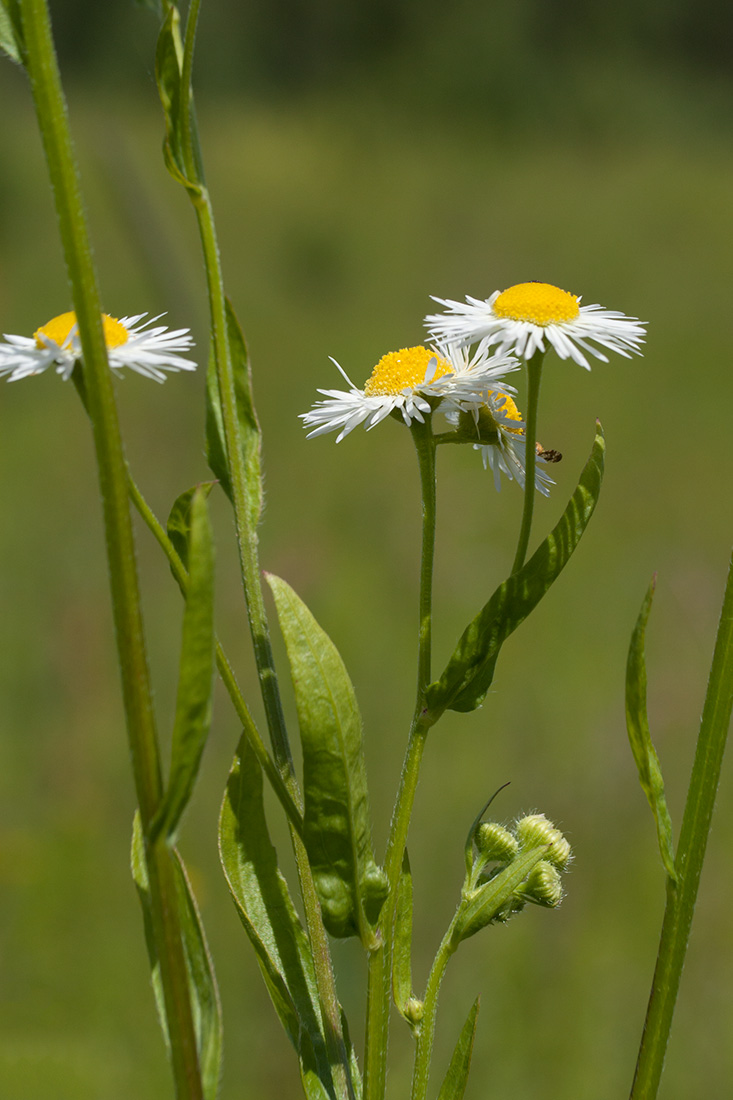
[447,390,557,496]
[426,281,645,369]
[0,311,197,382]
[301,343,518,442]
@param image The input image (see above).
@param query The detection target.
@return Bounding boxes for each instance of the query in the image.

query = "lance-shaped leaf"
[393,851,414,1020]
[427,423,605,714]
[625,577,677,881]
[436,998,480,1100]
[267,574,386,944]
[0,0,24,64]
[131,816,222,1100]
[152,487,215,842]
[452,845,548,944]
[218,735,338,1091]
[205,299,263,529]
[166,482,216,575]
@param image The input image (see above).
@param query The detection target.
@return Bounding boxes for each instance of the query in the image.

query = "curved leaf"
[218,735,336,1089]
[205,299,263,528]
[436,998,480,1100]
[427,423,605,714]
[625,577,677,880]
[153,486,215,842]
[166,482,215,574]
[267,573,384,944]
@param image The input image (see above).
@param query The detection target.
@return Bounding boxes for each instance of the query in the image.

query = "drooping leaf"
[131,815,222,1099]
[0,0,24,64]
[452,846,548,944]
[166,481,215,573]
[153,487,215,842]
[218,735,337,1091]
[427,423,605,715]
[625,577,677,880]
[205,299,263,529]
[393,851,414,1018]
[436,998,480,1100]
[267,573,385,945]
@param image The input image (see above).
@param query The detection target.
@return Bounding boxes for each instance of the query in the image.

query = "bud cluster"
[454,812,572,942]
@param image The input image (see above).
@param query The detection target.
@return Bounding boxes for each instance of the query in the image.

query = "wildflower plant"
[1,3,732,1100]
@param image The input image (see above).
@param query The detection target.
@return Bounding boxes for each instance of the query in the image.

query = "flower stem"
[364,417,438,1100]
[173,8,354,1094]
[19,2,202,1096]
[630,551,733,1100]
[511,351,544,574]
[410,925,457,1100]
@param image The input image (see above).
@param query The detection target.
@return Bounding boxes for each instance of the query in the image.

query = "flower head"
[448,390,557,496]
[426,281,645,369]
[0,311,197,382]
[301,343,518,442]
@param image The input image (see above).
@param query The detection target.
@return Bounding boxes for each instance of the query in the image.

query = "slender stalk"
[19,2,202,1096]
[410,925,457,1100]
[630,552,733,1100]
[172,8,354,1094]
[364,417,439,1100]
[511,351,544,574]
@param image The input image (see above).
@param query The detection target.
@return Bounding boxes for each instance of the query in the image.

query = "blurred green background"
[1,1,733,1097]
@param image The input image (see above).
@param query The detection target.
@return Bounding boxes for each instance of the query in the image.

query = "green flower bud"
[404,997,424,1027]
[474,822,519,863]
[519,860,564,908]
[515,813,572,869]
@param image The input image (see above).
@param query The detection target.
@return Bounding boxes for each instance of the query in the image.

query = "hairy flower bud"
[515,813,571,869]
[474,822,519,863]
[519,860,564,908]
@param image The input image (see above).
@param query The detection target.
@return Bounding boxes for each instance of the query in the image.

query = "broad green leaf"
[267,574,385,944]
[625,578,677,880]
[452,846,547,944]
[205,299,263,528]
[218,735,336,1089]
[131,816,222,1099]
[427,423,604,714]
[393,851,413,1018]
[153,487,215,842]
[0,0,23,64]
[436,998,480,1100]
[166,481,215,573]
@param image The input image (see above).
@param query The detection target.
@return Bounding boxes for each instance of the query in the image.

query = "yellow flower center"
[493,282,580,326]
[34,311,129,350]
[490,390,524,434]
[363,346,451,396]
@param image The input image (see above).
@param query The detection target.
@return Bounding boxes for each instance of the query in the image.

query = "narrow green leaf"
[166,482,215,573]
[626,577,677,880]
[205,299,263,527]
[218,735,335,1087]
[427,422,605,714]
[0,0,24,64]
[453,846,548,943]
[131,816,222,1100]
[436,998,480,1100]
[153,487,215,841]
[267,573,384,943]
[393,851,414,1017]
[155,6,184,170]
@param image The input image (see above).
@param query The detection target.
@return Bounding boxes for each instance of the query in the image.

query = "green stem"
[19,2,202,1096]
[364,417,439,1100]
[511,351,544,574]
[630,552,733,1100]
[410,925,457,1100]
[173,9,354,1095]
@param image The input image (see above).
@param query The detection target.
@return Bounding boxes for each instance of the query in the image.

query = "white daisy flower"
[301,343,519,443]
[0,311,197,383]
[446,391,558,496]
[425,281,645,370]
